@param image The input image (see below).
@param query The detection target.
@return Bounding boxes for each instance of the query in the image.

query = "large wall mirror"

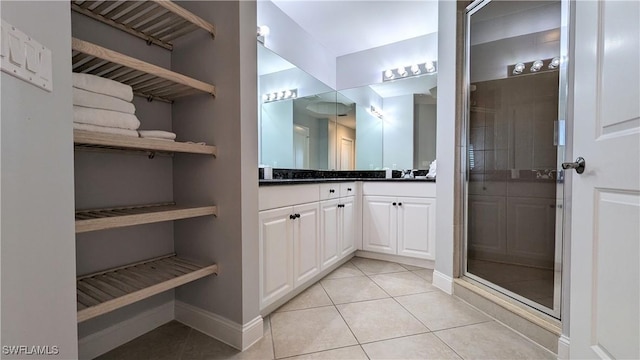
[258,44,343,170]
[257,1,439,171]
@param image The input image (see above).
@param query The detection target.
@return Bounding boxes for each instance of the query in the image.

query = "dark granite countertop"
[259,178,436,186]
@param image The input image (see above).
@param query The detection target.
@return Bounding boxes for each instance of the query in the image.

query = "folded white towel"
[74,106,141,130]
[138,130,177,140]
[73,73,134,102]
[73,88,136,114]
[74,123,139,137]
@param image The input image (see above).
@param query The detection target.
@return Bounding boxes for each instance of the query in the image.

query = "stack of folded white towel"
[72,73,177,142]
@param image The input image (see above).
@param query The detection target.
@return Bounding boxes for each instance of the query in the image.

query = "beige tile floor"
[98,257,555,360]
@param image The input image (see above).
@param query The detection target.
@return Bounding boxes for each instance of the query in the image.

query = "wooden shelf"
[74,130,217,156]
[71,0,216,51]
[76,202,217,233]
[72,38,216,102]
[77,254,218,322]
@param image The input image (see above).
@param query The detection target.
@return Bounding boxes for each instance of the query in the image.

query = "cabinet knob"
[392,202,397,206]
[289,214,296,220]
[329,189,335,193]
[347,188,352,191]
[398,202,402,206]
[295,213,301,218]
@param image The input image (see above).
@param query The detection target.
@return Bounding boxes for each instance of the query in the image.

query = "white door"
[292,202,320,287]
[362,196,397,254]
[259,207,294,309]
[569,1,640,358]
[320,199,340,269]
[340,196,356,256]
[397,197,436,260]
[293,125,309,169]
[340,137,354,170]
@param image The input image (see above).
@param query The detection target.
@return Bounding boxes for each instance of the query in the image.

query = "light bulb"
[549,57,560,69]
[257,25,270,37]
[270,93,277,101]
[531,60,543,72]
[262,94,269,102]
[411,64,420,75]
[397,66,407,77]
[284,90,292,98]
[425,61,435,73]
[513,62,525,74]
[291,91,297,99]
[384,69,394,79]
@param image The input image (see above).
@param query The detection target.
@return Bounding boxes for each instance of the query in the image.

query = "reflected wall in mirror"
[341,73,437,170]
[258,44,338,169]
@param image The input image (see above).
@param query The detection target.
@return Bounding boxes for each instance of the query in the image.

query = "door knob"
[561,157,586,174]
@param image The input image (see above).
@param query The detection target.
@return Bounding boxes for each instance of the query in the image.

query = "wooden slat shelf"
[77,254,218,322]
[72,38,216,102]
[74,130,217,156]
[71,0,216,51]
[76,202,217,233]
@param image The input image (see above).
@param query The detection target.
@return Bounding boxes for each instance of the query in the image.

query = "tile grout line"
[430,329,468,360]
[318,280,362,348]
[267,315,277,360]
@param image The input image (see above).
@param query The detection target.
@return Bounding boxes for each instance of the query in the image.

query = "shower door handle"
[562,157,586,174]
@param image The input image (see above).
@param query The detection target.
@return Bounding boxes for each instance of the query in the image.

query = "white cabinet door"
[293,202,320,287]
[340,197,356,256]
[320,199,340,269]
[259,206,294,309]
[397,197,436,260]
[362,196,397,254]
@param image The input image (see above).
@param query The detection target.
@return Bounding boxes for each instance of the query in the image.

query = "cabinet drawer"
[362,182,436,197]
[340,182,356,198]
[319,183,340,200]
[259,184,320,210]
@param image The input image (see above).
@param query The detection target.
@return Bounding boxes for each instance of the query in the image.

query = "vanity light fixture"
[370,105,383,119]
[257,25,270,37]
[263,88,297,103]
[513,62,525,75]
[530,60,544,72]
[382,61,437,82]
[384,69,395,80]
[508,57,559,77]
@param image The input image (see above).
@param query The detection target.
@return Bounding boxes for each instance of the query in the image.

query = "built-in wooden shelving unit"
[71,0,216,51]
[74,130,217,156]
[72,38,216,102]
[77,254,218,322]
[71,0,218,326]
[76,202,217,233]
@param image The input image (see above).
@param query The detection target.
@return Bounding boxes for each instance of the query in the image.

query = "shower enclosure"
[463,0,567,318]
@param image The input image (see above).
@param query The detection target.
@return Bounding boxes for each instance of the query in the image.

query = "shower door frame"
[461,0,570,319]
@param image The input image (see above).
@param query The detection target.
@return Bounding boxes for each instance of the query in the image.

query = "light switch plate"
[0,19,53,92]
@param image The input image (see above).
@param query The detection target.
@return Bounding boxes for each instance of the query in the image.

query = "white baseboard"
[432,270,454,294]
[78,300,174,360]
[354,251,435,269]
[557,335,570,360]
[175,300,263,351]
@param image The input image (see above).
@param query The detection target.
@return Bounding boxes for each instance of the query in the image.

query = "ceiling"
[270,0,439,57]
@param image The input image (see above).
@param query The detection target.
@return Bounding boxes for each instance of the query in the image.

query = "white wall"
[434,0,457,291]
[336,33,438,91]
[382,95,414,170]
[1,1,78,358]
[257,0,336,89]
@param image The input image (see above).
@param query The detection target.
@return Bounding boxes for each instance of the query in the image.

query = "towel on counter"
[74,106,141,130]
[73,88,136,114]
[138,130,177,141]
[74,122,139,137]
[73,73,134,102]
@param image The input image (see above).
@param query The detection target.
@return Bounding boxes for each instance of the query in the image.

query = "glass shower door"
[464,0,566,318]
